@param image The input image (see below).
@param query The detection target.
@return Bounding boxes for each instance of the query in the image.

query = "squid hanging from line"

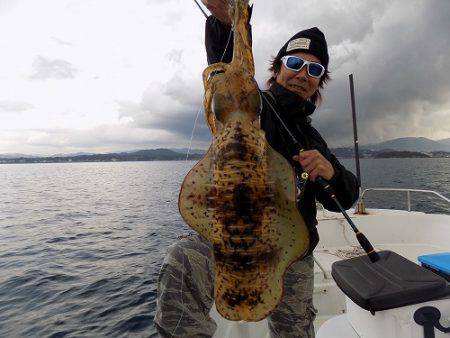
[179,0,310,321]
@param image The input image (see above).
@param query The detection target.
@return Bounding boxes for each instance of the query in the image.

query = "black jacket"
[205,16,359,253]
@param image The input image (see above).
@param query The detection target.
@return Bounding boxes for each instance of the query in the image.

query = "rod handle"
[316,177,335,196]
[356,232,380,262]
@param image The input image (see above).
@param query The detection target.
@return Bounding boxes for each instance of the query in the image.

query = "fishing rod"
[349,74,368,215]
[349,74,362,188]
[192,0,208,19]
[261,91,380,263]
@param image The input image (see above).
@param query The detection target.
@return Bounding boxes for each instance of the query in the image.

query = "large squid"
[179,0,310,321]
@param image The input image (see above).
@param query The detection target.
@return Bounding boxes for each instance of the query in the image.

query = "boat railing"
[356,188,450,213]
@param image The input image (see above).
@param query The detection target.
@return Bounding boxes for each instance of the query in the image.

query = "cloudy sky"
[1,0,449,155]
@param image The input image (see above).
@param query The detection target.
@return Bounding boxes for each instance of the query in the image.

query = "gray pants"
[154,234,316,338]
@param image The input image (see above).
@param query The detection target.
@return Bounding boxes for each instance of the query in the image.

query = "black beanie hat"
[276,27,329,69]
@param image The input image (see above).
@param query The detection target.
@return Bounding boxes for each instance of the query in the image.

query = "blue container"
[418,253,450,281]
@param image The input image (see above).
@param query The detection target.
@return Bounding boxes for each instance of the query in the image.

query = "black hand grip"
[316,177,335,196]
[356,232,380,262]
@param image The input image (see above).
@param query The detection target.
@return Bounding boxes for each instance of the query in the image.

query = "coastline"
[1,149,449,165]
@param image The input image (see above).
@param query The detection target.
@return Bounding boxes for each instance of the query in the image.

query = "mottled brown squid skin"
[178,0,310,321]
[211,118,279,321]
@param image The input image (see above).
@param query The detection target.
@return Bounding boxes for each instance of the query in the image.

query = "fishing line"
[170,251,186,337]
[185,105,203,162]
[259,90,302,149]
[172,4,234,336]
[184,13,233,161]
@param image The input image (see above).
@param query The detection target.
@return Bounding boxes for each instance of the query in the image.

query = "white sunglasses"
[281,56,325,78]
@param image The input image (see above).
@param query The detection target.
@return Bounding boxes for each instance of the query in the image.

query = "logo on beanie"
[286,38,311,52]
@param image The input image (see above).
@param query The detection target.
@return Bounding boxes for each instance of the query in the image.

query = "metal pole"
[349,74,362,188]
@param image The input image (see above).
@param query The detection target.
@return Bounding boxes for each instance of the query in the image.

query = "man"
[154,1,359,337]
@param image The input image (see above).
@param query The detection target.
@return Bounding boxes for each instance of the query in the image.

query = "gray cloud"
[116,0,450,150]
[0,0,17,14]
[122,0,450,149]
[30,56,77,80]
[1,124,208,156]
[15,0,447,155]
[254,0,388,44]
[0,100,33,112]
[117,73,211,144]
[310,0,450,146]
[167,49,183,65]
[51,37,73,46]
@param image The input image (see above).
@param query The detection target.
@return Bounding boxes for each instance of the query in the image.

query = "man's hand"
[201,0,232,25]
[293,150,335,182]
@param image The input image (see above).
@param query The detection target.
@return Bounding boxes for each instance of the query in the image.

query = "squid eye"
[207,70,225,82]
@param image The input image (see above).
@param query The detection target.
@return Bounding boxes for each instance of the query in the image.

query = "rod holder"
[414,306,450,338]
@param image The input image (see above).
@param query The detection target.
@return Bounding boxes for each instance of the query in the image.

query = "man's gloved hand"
[201,0,232,25]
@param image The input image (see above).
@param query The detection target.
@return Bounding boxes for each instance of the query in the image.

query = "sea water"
[0,159,448,337]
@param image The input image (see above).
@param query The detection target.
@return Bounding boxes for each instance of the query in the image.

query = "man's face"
[275,52,322,101]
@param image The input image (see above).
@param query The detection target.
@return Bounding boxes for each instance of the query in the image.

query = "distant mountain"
[169,148,206,155]
[362,137,450,152]
[331,137,450,158]
[373,151,432,158]
[2,138,450,164]
[0,148,203,164]
[0,153,41,159]
[125,148,185,159]
[438,138,450,146]
[330,147,356,158]
[50,152,95,157]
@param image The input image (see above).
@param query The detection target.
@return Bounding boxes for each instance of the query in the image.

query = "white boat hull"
[326,296,450,338]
